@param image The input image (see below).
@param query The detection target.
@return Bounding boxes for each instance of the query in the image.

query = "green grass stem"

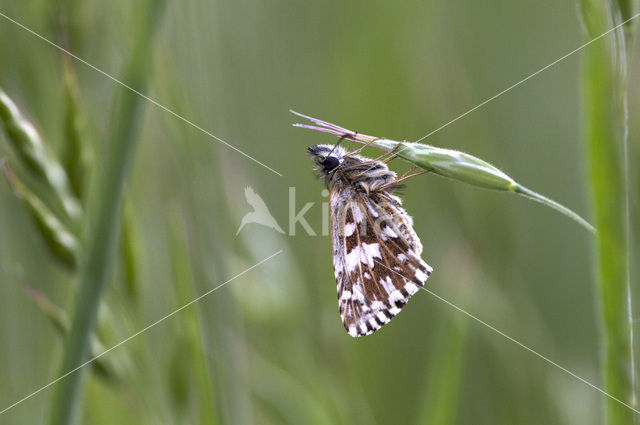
[580,0,637,423]
[120,198,141,301]
[48,2,166,424]
[61,57,92,203]
[513,185,596,233]
[169,214,218,425]
[416,312,468,425]
[292,111,595,233]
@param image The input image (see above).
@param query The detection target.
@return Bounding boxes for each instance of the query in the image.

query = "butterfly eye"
[322,156,340,171]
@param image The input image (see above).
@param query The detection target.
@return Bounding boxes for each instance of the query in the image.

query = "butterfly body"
[308,144,433,337]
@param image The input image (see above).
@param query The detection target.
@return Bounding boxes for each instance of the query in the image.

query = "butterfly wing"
[331,187,433,337]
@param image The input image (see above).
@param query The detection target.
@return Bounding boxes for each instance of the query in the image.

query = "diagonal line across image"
[0,11,283,177]
[0,250,283,416]
[371,259,640,416]
[414,12,640,143]
[1,5,638,420]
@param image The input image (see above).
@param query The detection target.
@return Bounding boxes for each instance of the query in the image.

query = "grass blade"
[48,1,166,424]
[580,1,637,423]
[61,57,92,203]
[168,213,218,425]
[416,313,468,425]
[120,197,141,301]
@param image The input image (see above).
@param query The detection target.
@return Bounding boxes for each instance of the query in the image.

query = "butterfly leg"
[400,165,418,179]
[344,143,405,178]
[395,169,431,183]
[349,136,387,156]
[377,141,406,163]
[378,164,431,190]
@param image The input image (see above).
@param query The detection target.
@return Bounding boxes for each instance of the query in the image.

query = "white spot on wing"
[352,204,365,223]
[352,286,366,303]
[345,243,381,272]
[344,248,361,272]
[384,226,398,238]
[344,222,356,237]
[362,243,381,265]
[371,301,385,310]
[340,290,352,301]
[405,282,419,295]
[390,290,404,302]
[366,202,379,218]
[379,276,395,294]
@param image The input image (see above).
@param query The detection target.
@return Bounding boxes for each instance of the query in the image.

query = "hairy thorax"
[330,155,398,194]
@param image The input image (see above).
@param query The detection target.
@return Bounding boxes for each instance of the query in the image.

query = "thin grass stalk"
[61,57,91,203]
[120,197,141,301]
[169,214,218,425]
[23,284,120,383]
[48,2,166,424]
[613,0,639,44]
[292,111,595,233]
[580,0,637,423]
[416,313,468,425]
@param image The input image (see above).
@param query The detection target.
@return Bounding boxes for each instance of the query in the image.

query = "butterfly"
[308,140,432,337]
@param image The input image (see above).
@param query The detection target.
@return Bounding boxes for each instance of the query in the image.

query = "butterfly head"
[308,144,346,177]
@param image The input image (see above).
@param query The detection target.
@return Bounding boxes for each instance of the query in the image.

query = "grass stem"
[580,0,637,423]
[292,111,595,233]
[48,2,166,424]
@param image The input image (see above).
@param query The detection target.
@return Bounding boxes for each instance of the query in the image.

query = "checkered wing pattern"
[331,187,432,337]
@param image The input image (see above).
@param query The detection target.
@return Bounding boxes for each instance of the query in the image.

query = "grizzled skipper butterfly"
[308,138,432,337]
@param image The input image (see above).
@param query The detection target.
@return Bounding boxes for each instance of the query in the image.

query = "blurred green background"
[0,1,638,424]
